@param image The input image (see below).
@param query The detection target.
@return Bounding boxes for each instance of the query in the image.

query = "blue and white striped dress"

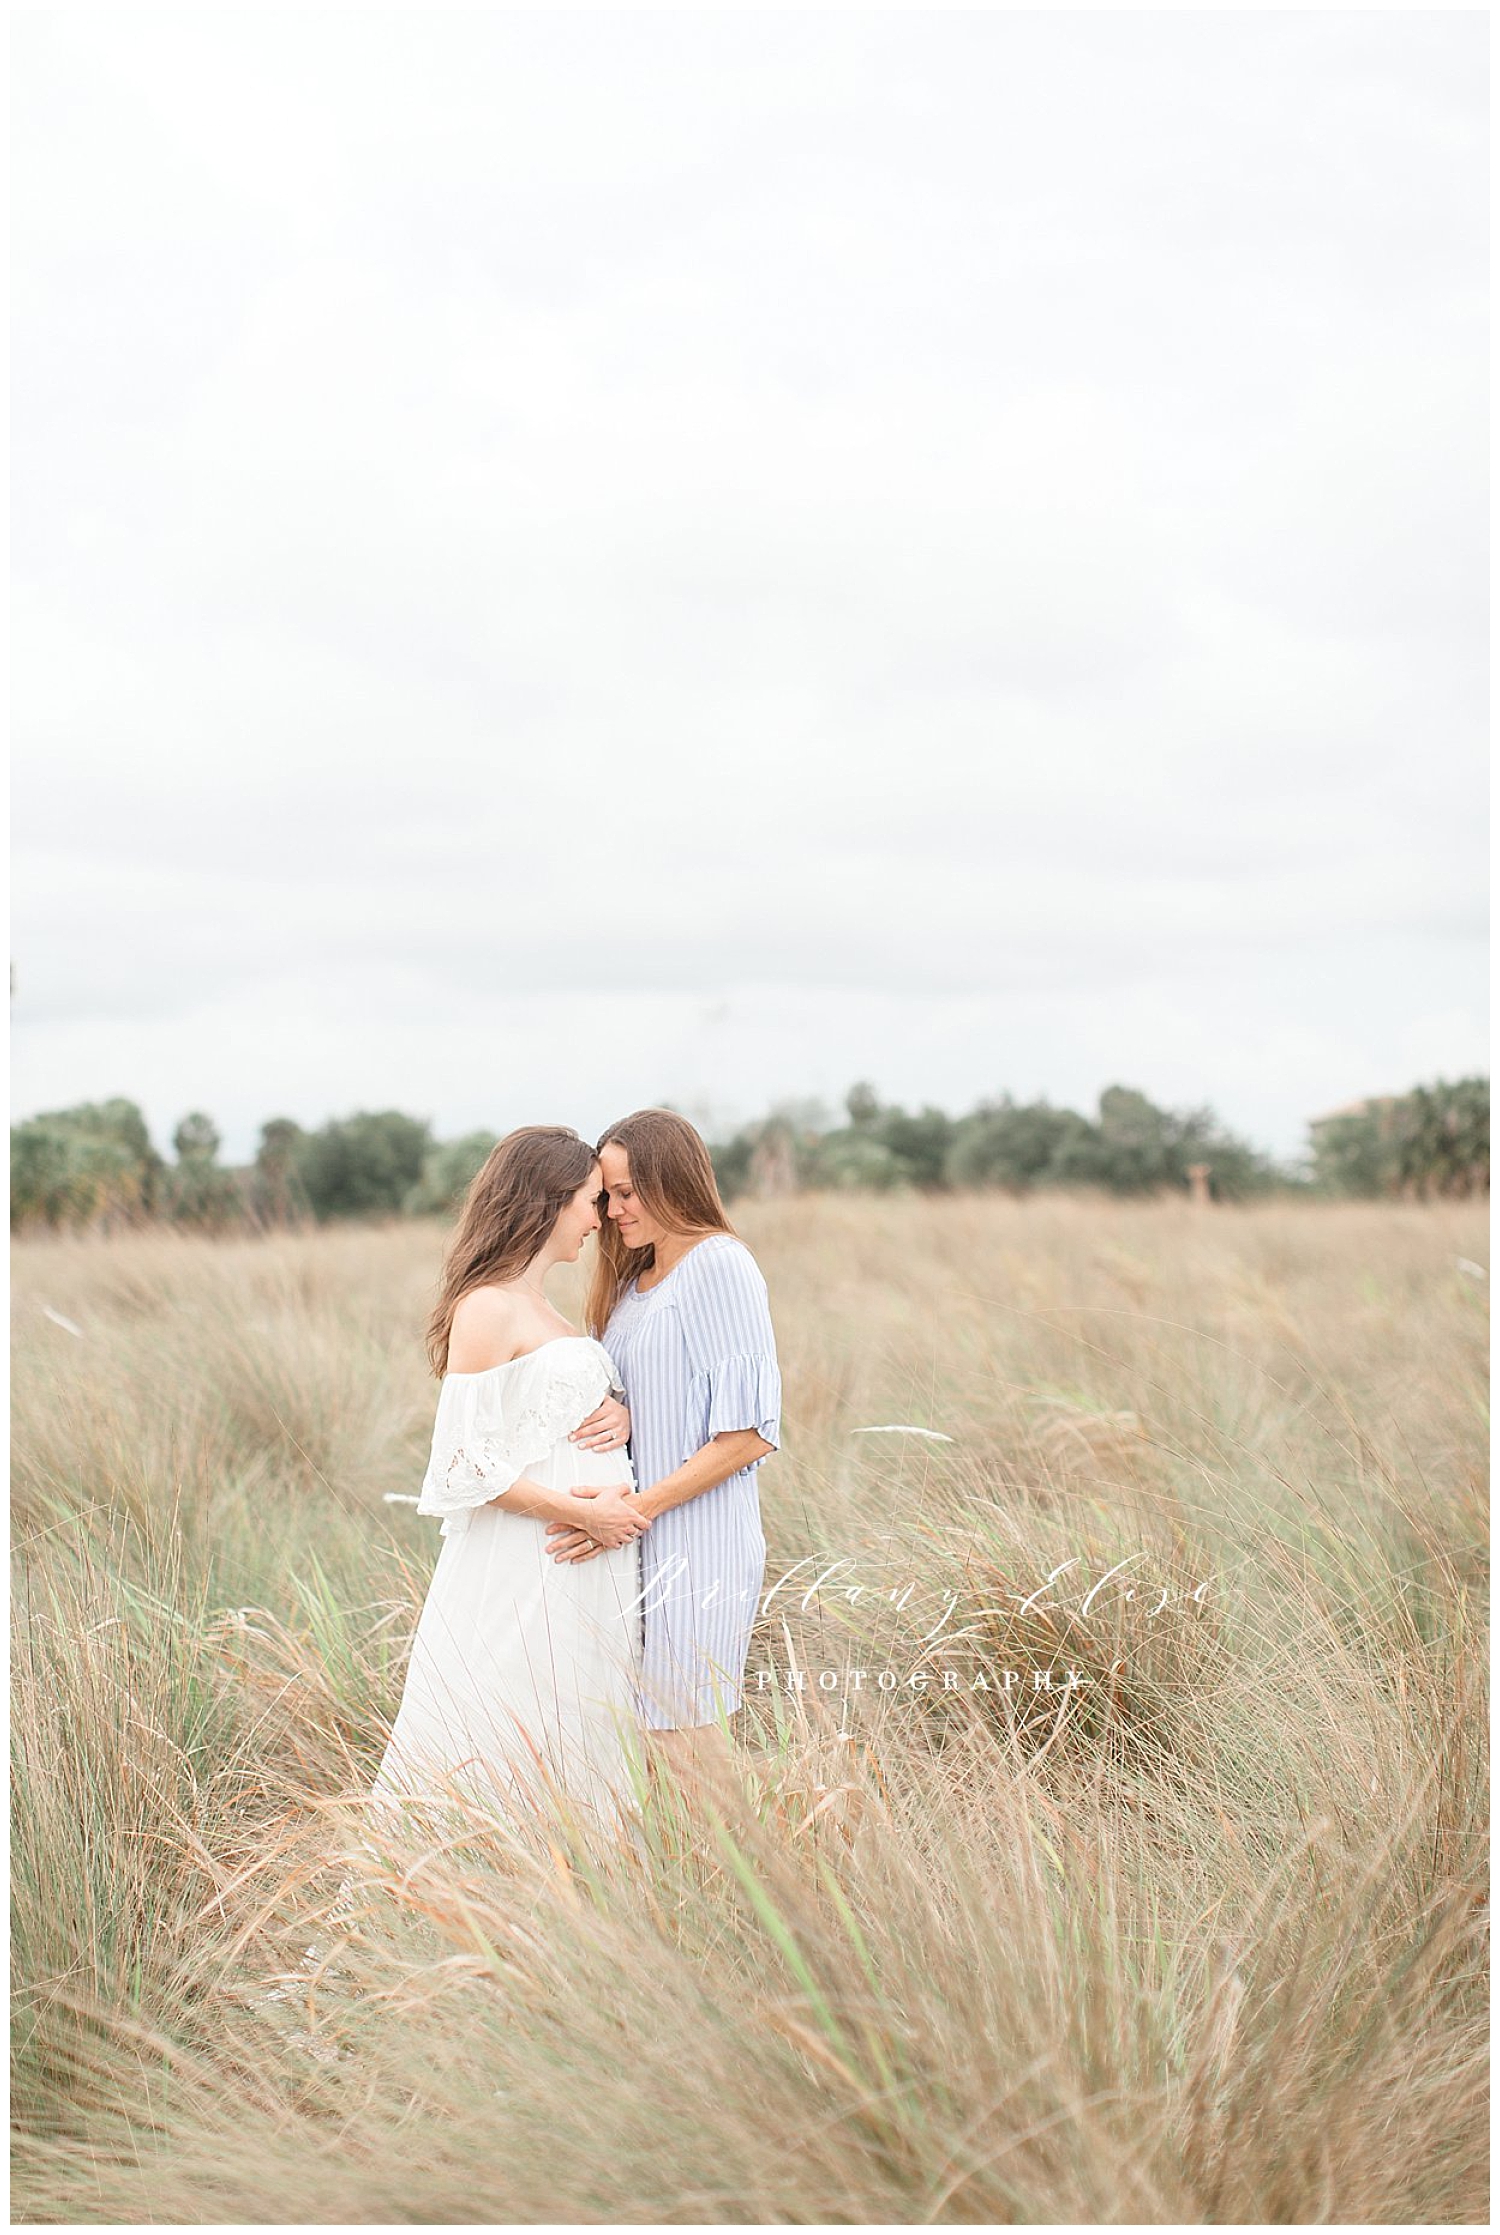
[603,1234,781,1729]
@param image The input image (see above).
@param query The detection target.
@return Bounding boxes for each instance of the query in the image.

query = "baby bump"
[529,1438,637,1494]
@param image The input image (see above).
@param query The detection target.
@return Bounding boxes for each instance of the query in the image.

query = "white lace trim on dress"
[415,1337,618,1539]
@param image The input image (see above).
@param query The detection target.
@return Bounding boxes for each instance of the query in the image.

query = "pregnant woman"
[550,1108,781,1778]
[369,1126,650,1832]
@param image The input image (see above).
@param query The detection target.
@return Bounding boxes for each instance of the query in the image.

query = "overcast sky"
[12,8,1487,1167]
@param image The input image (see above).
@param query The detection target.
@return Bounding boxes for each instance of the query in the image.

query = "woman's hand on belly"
[545,1498,638,1564]
[568,1395,630,1453]
[563,1484,650,1551]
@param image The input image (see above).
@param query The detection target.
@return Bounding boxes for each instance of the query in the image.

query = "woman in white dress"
[368,1126,651,1832]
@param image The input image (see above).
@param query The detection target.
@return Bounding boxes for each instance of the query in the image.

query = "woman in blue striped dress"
[548,1108,781,1774]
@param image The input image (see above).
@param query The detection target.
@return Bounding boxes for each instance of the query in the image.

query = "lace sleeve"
[413,1347,612,1539]
[415,1378,551,1538]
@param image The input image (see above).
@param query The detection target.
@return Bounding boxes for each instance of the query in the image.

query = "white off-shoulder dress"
[368,1335,643,1830]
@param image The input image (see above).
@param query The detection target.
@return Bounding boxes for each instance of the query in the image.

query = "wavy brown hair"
[585,1108,735,1338]
[426,1126,598,1376]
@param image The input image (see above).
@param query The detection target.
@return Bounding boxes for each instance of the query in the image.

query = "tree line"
[714,1083,1286,1201]
[10,1075,1488,1235]
[1304,1078,1489,1204]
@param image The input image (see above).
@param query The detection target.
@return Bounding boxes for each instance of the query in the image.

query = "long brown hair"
[585,1108,735,1337]
[426,1126,597,1376]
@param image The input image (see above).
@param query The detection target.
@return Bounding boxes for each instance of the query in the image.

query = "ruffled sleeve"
[683,1241,782,1467]
[414,1344,611,1538]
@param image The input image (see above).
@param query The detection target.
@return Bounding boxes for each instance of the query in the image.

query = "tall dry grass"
[11,1193,1489,2222]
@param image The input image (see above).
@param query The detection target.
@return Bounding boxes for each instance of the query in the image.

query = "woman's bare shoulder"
[447,1284,527,1371]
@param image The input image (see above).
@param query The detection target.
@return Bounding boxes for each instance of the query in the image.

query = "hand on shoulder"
[447,1285,529,1374]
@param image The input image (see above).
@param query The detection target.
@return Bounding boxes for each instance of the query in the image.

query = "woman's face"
[599,1141,666,1250]
[551,1164,603,1260]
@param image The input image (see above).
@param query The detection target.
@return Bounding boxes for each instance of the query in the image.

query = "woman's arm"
[496,1474,649,1546]
[634,1429,773,1520]
[544,1428,770,1562]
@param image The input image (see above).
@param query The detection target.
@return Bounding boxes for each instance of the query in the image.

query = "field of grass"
[11,1191,1490,2223]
